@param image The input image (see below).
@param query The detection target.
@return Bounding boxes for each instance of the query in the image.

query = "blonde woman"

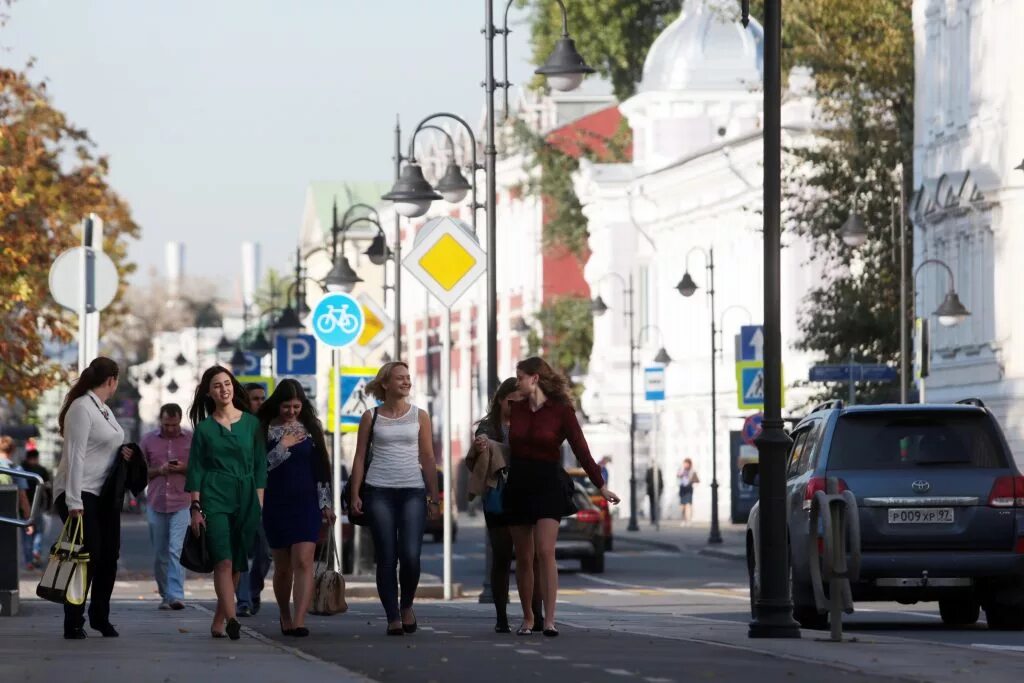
[348,362,441,636]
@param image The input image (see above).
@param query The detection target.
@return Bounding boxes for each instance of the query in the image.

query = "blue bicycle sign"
[310,292,364,348]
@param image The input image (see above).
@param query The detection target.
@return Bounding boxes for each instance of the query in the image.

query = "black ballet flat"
[226,618,241,640]
[211,629,227,639]
[90,622,119,638]
[280,620,296,636]
[64,628,87,640]
[290,627,309,637]
[516,625,533,636]
[402,621,417,634]
[495,621,512,634]
[386,626,405,636]
[543,627,560,638]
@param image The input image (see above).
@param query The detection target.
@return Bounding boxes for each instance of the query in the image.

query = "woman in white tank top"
[349,362,440,635]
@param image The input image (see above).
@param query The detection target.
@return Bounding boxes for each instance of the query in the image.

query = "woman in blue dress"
[257,379,335,637]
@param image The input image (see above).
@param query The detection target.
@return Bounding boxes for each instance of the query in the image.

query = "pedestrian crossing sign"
[327,366,379,433]
[735,361,784,410]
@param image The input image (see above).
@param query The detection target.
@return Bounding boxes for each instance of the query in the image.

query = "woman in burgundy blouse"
[505,357,619,637]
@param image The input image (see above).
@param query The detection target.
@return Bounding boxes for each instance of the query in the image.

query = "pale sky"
[3,0,532,291]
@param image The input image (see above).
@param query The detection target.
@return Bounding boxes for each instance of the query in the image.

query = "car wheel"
[985,604,1024,631]
[581,552,605,574]
[939,599,980,626]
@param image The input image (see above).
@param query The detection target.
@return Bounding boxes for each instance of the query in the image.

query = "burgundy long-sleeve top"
[508,398,605,489]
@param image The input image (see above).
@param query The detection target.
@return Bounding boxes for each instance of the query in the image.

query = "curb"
[612,537,682,553]
[342,583,462,599]
[696,547,746,563]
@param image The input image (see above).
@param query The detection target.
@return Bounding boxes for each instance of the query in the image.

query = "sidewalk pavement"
[0,598,371,683]
[612,519,748,561]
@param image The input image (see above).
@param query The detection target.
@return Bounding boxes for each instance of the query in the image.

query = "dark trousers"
[56,492,120,632]
[364,486,427,623]
[486,520,543,625]
[236,525,271,609]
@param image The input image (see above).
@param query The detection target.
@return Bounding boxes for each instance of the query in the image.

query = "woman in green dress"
[186,366,267,640]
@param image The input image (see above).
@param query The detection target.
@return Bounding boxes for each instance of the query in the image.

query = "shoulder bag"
[37,516,89,605]
[341,408,378,527]
[309,533,348,615]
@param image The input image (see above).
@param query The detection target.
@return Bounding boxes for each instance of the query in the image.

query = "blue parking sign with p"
[276,334,316,375]
[311,292,364,348]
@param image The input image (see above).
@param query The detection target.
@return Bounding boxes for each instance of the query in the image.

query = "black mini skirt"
[502,457,577,525]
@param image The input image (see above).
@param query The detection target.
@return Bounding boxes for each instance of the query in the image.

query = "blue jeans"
[364,486,427,623]
[236,525,271,610]
[147,507,190,603]
[21,514,47,565]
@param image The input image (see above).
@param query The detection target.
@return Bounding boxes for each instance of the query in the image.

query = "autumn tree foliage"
[0,65,139,404]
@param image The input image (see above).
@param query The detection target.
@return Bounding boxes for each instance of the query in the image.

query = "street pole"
[394,117,403,361]
[442,311,453,600]
[484,0,499,398]
[748,0,801,639]
[708,249,722,545]
[332,348,343,571]
[627,274,639,532]
[898,164,908,404]
[78,216,95,373]
[848,350,856,405]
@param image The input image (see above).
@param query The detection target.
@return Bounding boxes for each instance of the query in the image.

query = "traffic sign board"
[808,365,848,382]
[276,334,317,375]
[311,292,364,348]
[741,413,763,445]
[403,216,486,309]
[809,364,898,383]
[735,361,784,410]
[49,247,119,312]
[327,366,379,433]
[644,366,666,401]
[739,325,765,362]
[236,352,261,375]
[237,375,274,397]
[278,374,316,399]
[356,293,394,353]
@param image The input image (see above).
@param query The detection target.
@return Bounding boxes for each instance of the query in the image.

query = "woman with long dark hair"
[256,378,335,637]
[505,357,619,637]
[349,361,440,635]
[185,366,267,640]
[467,378,543,633]
[53,357,134,639]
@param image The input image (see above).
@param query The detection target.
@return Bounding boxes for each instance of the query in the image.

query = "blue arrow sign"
[809,365,850,382]
[311,292,364,349]
[739,325,765,362]
[809,364,897,382]
[860,365,898,382]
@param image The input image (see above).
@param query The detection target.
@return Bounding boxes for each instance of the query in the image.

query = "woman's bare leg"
[211,560,236,631]
[271,548,293,629]
[289,543,316,629]
[534,519,560,629]
[508,524,536,629]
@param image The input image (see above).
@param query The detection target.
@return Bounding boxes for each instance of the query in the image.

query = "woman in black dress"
[468,378,543,633]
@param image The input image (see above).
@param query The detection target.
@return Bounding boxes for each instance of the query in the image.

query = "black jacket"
[99,442,147,511]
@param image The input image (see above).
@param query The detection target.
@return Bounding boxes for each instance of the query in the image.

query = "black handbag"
[341,408,377,527]
[559,468,579,517]
[180,517,214,573]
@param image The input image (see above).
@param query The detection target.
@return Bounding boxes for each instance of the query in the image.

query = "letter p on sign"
[277,334,317,375]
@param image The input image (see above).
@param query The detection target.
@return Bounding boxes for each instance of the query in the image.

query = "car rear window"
[827,411,1009,470]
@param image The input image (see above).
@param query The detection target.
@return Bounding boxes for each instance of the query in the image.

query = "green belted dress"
[185,413,268,572]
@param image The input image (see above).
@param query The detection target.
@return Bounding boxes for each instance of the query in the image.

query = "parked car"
[745,399,1024,630]
[556,482,606,573]
[566,467,614,551]
[425,467,458,543]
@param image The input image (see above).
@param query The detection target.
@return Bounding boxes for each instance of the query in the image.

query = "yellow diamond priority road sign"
[356,292,394,353]
[403,216,485,309]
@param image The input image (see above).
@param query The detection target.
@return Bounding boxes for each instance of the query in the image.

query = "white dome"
[640,0,763,93]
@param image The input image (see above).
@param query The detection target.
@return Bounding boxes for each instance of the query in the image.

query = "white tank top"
[365,405,425,489]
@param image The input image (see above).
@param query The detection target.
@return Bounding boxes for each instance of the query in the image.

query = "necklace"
[88,394,114,424]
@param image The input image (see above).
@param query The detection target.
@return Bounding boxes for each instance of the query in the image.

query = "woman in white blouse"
[53,357,132,640]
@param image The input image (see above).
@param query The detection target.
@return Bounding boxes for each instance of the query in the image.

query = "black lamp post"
[590,272,639,532]
[676,246,723,545]
[745,0,801,639]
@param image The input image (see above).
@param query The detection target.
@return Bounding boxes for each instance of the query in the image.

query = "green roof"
[308,180,392,235]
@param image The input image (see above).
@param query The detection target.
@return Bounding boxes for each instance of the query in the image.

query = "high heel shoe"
[226,618,241,641]
[402,621,417,634]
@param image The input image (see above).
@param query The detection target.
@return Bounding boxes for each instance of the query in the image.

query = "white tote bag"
[36,516,89,606]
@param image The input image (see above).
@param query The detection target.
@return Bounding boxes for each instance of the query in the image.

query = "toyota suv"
[745,399,1024,630]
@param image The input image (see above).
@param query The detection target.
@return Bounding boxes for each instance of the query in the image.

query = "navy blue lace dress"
[262,423,331,550]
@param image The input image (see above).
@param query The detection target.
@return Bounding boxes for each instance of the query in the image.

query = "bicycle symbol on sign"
[315,304,360,336]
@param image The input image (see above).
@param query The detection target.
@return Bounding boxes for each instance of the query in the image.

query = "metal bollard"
[0,467,44,617]
[807,476,861,641]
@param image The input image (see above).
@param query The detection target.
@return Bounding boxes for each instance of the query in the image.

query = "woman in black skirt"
[468,378,543,633]
[505,357,619,636]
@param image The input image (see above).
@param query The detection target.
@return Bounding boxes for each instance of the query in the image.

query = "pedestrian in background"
[645,464,664,526]
[236,382,272,617]
[677,458,699,527]
[20,447,51,568]
[467,378,543,633]
[53,357,135,639]
[186,367,267,640]
[0,436,33,563]
[257,379,335,637]
[505,357,620,637]
[349,361,441,636]
[141,403,191,611]
[598,455,612,489]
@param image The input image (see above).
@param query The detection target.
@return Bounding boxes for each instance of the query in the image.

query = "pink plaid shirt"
[141,428,193,513]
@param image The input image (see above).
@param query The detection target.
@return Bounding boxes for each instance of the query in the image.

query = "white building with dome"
[575,0,824,523]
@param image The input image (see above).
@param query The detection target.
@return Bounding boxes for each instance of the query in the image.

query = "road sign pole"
[78,217,95,372]
[848,351,856,406]
[333,349,343,571]
[708,249,722,545]
[442,310,453,600]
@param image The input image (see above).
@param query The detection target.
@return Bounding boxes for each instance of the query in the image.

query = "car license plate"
[887,507,954,524]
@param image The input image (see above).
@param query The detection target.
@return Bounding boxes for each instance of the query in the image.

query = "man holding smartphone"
[141,403,192,610]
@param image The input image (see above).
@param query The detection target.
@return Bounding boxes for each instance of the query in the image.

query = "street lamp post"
[913,259,971,402]
[676,247,723,545]
[745,0,801,639]
[591,273,639,532]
